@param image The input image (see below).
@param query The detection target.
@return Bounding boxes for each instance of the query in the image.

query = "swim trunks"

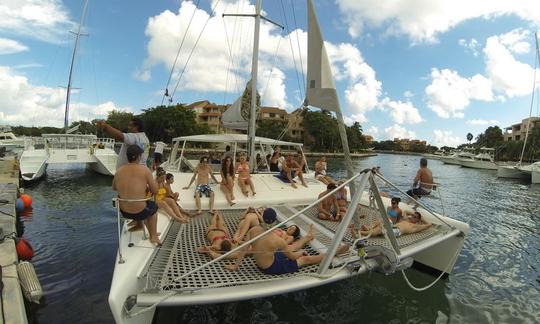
[279,169,296,182]
[261,250,299,275]
[120,201,158,221]
[406,187,431,198]
[195,184,213,197]
[392,226,401,237]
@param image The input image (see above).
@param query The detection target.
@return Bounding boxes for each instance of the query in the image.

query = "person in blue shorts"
[225,225,349,275]
[183,156,220,215]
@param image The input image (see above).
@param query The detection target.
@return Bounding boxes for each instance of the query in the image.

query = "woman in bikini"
[198,212,243,259]
[236,154,256,197]
[269,147,281,172]
[154,169,189,223]
[220,156,236,206]
[387,197,403,224]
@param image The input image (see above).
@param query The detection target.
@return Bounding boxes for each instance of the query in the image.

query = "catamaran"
[108,1,469,323]
[18,0,117,181]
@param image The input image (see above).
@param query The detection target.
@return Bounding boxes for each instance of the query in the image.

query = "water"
[20,154,540,323]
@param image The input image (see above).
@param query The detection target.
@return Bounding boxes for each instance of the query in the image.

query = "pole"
[248,0,261,171]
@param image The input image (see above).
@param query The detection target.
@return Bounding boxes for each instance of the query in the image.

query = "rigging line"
[261,37,283,103]
[161,0,202,106]
[222,18,233,105]
[279,0,304,103]
[290,0,306,93]
[170,0,223,103]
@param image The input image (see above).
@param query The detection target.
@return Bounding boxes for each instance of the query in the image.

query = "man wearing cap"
[112,145,161,246]
[96,118,150,169]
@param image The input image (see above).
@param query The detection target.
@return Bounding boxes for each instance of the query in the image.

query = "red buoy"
[20,194,32,208]
[15,238,34,261]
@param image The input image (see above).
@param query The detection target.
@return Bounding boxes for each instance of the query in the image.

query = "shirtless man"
[314,156,334,185]
[225,225,348,275]
[406,158,433,199]
[352,212,432,238]
[183,156,219,215]
[318,183,342,221]
[280,153,307,188]
[112,145,161,246]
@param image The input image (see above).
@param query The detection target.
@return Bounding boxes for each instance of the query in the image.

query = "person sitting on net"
[351,211,432,239]
[318,183,342,221]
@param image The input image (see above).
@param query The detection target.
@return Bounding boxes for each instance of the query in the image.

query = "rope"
[279,0,304,100]
[169,0,223,104]
[400,240,462,291]
[161,0,202,106]
[290,0,305,93]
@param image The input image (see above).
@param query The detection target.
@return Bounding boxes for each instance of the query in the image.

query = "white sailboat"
[18,0,117,181]
[107,2,469,323]
[498,32,540,181]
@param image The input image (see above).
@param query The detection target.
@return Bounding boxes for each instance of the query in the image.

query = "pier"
[0,156,28,324]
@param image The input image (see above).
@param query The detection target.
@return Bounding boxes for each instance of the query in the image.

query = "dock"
[0,155,28,324]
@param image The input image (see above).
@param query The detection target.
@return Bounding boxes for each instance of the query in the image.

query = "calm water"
[19,154,540,324]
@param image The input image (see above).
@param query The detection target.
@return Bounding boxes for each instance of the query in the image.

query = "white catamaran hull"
[19,149,49,181]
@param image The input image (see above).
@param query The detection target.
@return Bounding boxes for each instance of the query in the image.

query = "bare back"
[247,227,288,269]
[417,167,433,189]
[113,163,157,213]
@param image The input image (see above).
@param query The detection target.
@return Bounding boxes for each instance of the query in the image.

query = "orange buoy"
[20,194,32,208]
[15,238,34,261]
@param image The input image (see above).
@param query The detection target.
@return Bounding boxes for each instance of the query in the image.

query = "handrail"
[170,172,362,285]
[374,172,454,228]
[112,196,153,264]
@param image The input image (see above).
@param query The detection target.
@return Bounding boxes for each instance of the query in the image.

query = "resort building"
[363,135,374,143]
[393,138,427,151]
[259,107,287,121]
[185,100,228,133]
[287,108,305,140]
[503,117,540,141]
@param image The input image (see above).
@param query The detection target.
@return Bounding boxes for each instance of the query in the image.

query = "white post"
[248,0,262,171]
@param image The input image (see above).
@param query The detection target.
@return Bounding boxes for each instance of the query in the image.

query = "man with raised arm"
[183,156,220,215]
[96,118,150,169]
[112,145,161,246]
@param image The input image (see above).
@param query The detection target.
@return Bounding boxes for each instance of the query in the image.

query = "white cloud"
[466,119,500,126]
[141,1,384,118]
[0,65,130,127]
[132,69,151,82]
[336,0,540,43]
[403,90,414,98]
[425,68,493,118]
[0,38,29,55]
[484,29,538,98]
[384,124,416,140]
[366,126,379,137]
[433,129,462,147]
[379,97,423,124]
[459,38,480,56]
[0,0,73,43]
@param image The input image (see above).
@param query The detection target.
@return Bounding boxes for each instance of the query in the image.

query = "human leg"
[297,171,308,187]
[209,191,215,213]
[238,178,248,196]
[164,198,188,222]
[144,212,161,246]
[247,178,256,195]
[233,213,259,242]
[195,191,202,215]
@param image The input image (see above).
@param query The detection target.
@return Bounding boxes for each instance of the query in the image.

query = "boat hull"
[458,159,498,170]
[19,149,49,181]
[497,165,530,179]
[91,148,117,176]
[440,157,460,165]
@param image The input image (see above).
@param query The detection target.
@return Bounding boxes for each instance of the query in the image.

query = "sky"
[1,0,540,147]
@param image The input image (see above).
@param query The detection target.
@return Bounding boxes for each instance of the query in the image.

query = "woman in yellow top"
[154,169,189,223]
[236,154,256,197]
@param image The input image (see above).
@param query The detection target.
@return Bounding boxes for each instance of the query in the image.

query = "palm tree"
[466,132,473,143]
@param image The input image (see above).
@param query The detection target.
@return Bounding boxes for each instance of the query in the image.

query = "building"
[185,100,228,133]
[363,135,374,143]
[287,108,305,140]
[503,117,540,141]
[393,138,427,151]
[259,107,287,121]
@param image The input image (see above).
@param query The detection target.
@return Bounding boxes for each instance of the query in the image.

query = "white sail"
[221,80,260,131]
[305,0,340,113]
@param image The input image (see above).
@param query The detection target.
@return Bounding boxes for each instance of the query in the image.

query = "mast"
[247,0,262,170]
[519,31,540,165]
[64,0,89,133]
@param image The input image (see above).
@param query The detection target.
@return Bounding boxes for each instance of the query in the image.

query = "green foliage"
[475,126,503,148]
[139,104,211,142]
[256,119,287,140]
[372,140,400,151]
[466,132,473,142]
[105,110,134,132]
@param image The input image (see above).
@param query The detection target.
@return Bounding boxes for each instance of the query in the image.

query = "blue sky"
[1,0,540,147]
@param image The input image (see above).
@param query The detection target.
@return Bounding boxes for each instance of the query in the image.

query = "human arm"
[96,121,124,141]
[210,168,219,184]
[183,170,197,189]
[112,175,117,191]
[224,244,251,271]
[413,169,421,187]
[281,240,303,260]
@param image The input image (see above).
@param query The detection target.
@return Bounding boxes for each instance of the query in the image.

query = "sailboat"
[497,32,540,182]
[18,0,117,181]
[107,2,469,323]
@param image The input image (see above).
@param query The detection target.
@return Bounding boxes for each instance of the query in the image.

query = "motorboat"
[457,147,499,170]
[440,147,475,165]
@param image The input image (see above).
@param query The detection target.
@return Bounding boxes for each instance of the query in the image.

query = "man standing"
[183,156,220,215]
[112,145,161,246]
[406,158,433,199]
[96,118,150,169]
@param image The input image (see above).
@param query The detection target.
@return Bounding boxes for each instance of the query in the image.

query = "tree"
[466,132,473,142]
[476,126,503,148]
[256,119,287,140]
[345,121,366,151]
[303,111,339,152]
[105,110,134,132]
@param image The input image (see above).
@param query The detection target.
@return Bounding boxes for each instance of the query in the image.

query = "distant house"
[393,138,426,151]
[287,108,305,140]
[185,100,227,133]
[259,107,288,121]
[503,117,540,141]
[363,134,374,143]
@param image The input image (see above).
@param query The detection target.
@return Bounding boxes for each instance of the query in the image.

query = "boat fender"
[20,194,32,208]
[15,198,25,212]
[15,237,34,261]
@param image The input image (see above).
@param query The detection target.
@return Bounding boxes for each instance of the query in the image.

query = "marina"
[16,154,540,323]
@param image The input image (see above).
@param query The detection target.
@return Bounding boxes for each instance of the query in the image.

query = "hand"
[197,246,208,253]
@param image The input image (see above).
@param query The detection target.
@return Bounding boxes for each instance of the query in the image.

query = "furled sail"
[221,80,260,130]
[304,0,340,113]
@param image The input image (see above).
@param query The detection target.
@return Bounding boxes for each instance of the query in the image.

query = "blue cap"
[262,208,277,224]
